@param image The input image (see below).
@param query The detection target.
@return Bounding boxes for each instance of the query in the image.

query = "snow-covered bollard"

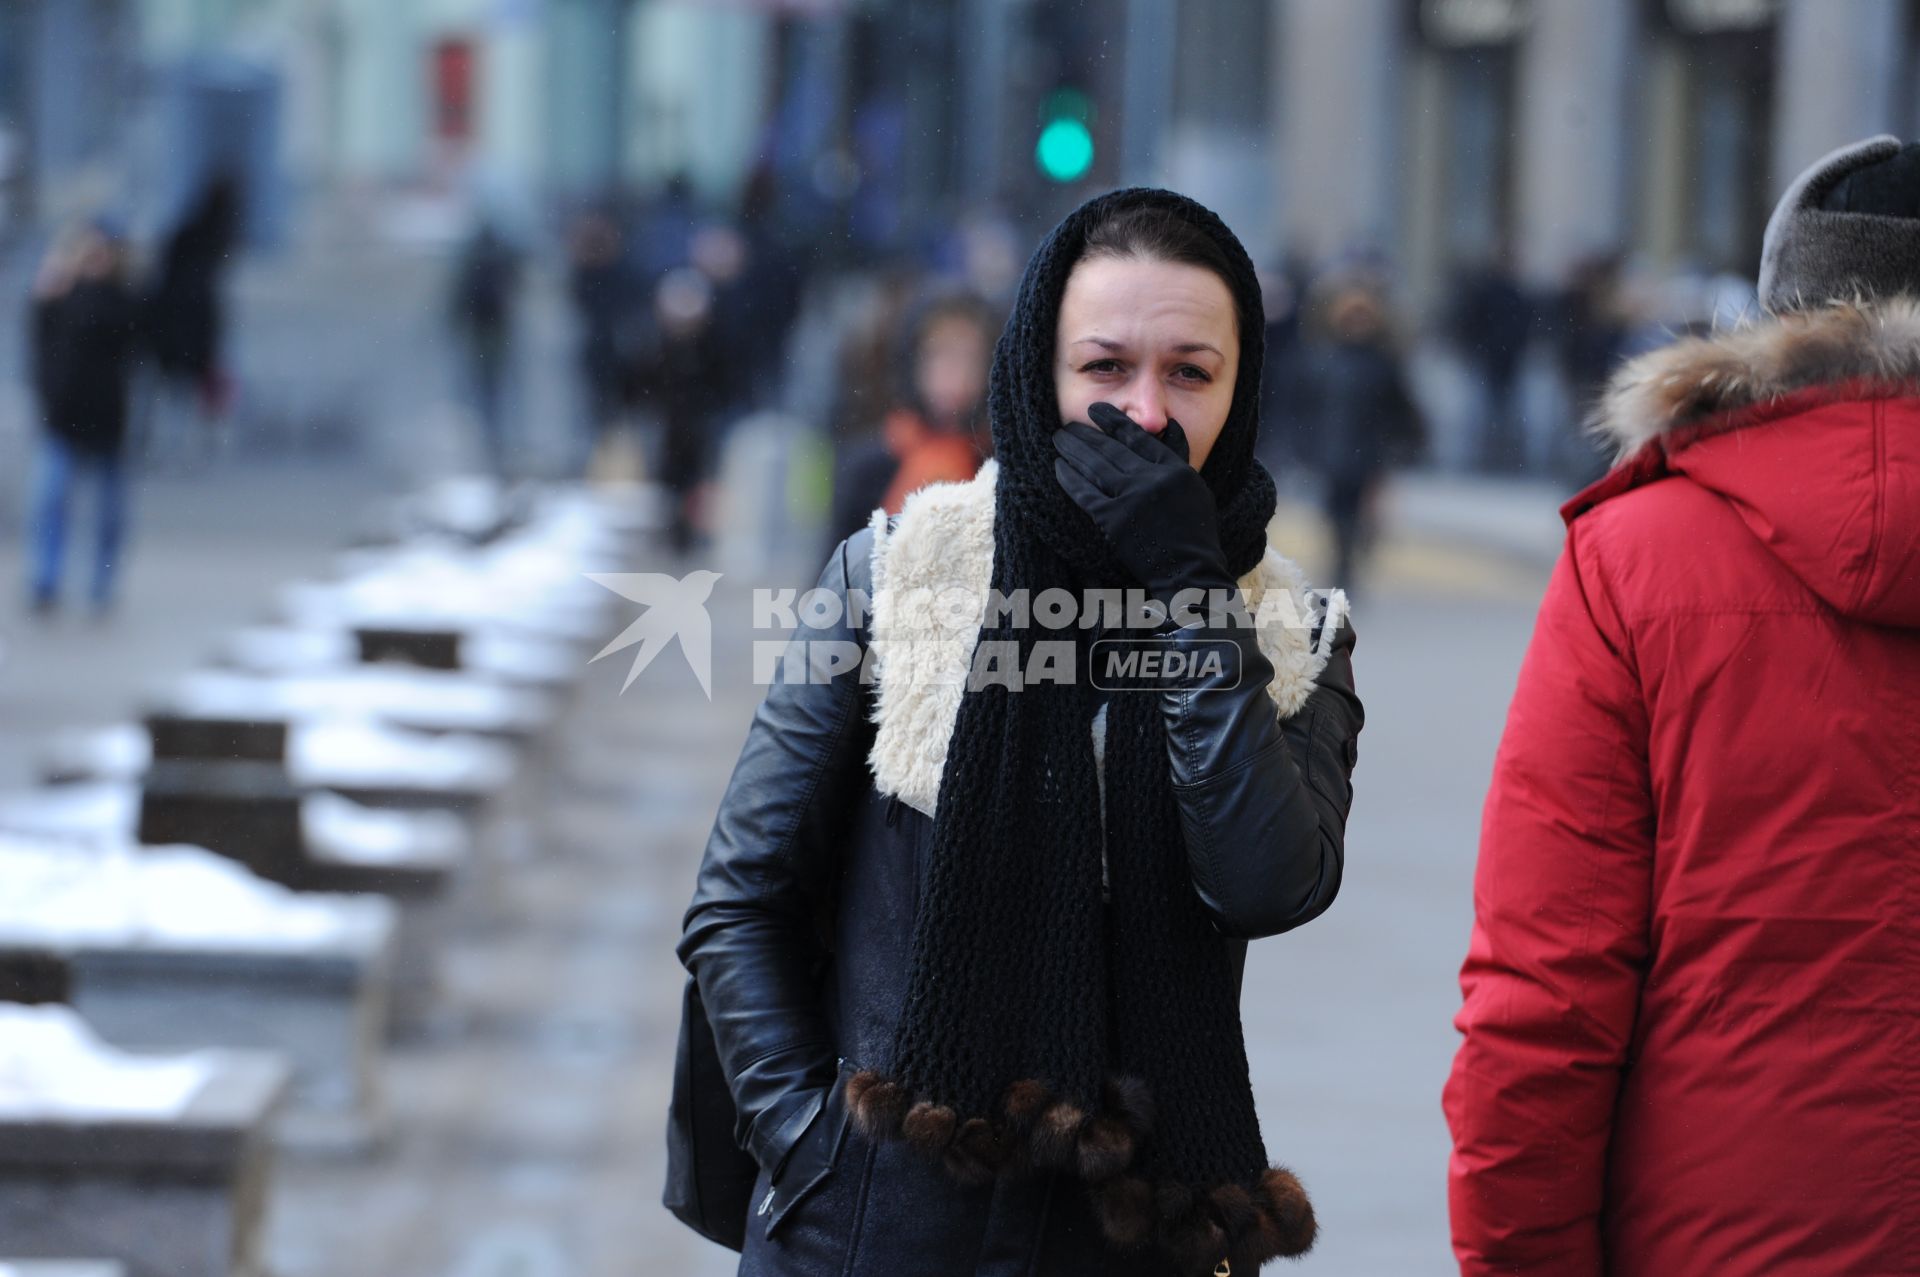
[0,837,397,1155]
[152,668,560,894]
[143,712,287,766]
[207,620,576,874]
[0,778,461,1040]
[0,1005,288,1277]
[44,720,517,810]
[135,767,464,1036]
[146,667,555,891]
[152,669,556,745]
[45,714,526,894]
[214,622,576,692]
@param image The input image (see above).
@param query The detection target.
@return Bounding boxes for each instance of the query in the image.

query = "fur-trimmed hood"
[1579,295,1920,628]
[1589,294,1920,460]
[863,458,1348,817]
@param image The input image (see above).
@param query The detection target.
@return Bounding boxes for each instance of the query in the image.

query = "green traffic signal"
[1036,117,1094,183]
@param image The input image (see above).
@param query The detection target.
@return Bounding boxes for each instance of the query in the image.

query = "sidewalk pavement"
[1386,469,1573,572]
[1264,467,1565,609]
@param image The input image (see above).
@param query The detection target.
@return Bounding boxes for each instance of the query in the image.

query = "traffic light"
[1035,87,1094,183]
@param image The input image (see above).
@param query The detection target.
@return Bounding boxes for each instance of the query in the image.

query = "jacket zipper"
[762,1056,851,1220]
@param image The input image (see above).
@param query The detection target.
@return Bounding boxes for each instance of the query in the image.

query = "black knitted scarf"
[847,188,1314,1273]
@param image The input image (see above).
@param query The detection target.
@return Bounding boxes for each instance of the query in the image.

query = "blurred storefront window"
[1403,0,1528,302]
[0,3,29,242]
[1640,0,1777,274]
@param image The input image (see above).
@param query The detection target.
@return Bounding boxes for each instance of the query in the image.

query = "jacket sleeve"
[676,526,876,1176]
[1442,523,1655,1276]
[1156,597,1363,940]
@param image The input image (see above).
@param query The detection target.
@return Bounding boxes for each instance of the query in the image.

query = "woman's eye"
[1078,358,1209,382]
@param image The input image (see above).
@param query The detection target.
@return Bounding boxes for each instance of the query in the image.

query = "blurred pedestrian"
[448,216,521,476]
[1446,135,1920,1276]
[827,267,922,447]
[816,266,920,544]
[875,291,995,511]
[1545,251,1634,489]
[627,268,727,558]
[567,208,632,476]
[703,166,806,416]
[822,289,997,556]
[142,171,241,469]
[1445,247,1533,473]
[1253,253,1311,476]
[636,173,699,288]
[24,216,142,618]
[1289,270,1426,597]
[674,187,1362,1276]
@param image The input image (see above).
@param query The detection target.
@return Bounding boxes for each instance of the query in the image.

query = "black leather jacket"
[676,518,1363,1245]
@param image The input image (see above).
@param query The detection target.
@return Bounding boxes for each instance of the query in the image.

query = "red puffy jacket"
[1445,300,1920,1276]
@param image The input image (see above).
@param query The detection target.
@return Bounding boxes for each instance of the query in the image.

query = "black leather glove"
[1051,402,1235,616]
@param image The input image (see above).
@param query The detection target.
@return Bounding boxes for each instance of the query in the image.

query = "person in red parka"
[1444,134,1920,1276]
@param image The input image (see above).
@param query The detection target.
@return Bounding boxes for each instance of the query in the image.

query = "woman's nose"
[1116,378,1168,433]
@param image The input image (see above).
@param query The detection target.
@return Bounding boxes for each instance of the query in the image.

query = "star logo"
[585,570,724,697]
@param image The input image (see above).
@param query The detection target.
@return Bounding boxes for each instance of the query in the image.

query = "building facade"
[1273,0,1916,309]
[5,0,1919,292]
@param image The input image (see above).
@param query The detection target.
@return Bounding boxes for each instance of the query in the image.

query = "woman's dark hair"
[906,289,1001,363]
[1078,203,1259,345]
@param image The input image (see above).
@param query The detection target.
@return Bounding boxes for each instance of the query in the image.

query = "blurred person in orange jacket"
[826,289,997,552]
[877,290,997,511]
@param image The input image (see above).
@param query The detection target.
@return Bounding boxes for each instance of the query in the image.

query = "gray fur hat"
[1759,134,1920,312]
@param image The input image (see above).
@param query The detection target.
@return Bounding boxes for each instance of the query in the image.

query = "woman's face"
[916,314,990,428]
[1053,254,1239,471]
[75,230,121,281]
[1328,286,1386,342]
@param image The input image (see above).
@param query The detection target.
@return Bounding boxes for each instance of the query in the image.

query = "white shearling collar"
[863,457,1348,818]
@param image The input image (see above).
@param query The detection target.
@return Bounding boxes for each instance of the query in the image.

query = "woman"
[448,216,522,476]
[143,173,241,466]
[873,289,997,516]
[26,216,141,618]
[628,267,729,557]
[825,288,999,554]
[677,188,1363,1276]
[567,209,632,476]
[1281,268,1426,597]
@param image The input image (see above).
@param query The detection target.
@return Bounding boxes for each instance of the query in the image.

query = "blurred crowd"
[23,161,1768,612]
[429,187,1783,602]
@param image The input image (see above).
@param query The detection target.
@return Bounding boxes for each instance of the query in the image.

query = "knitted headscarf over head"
[846,188,1312,1273]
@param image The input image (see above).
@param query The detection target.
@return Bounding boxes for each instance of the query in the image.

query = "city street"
[1,453,1551,1274]
[5,1,1914,1273]
[0,111,1561,1277]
